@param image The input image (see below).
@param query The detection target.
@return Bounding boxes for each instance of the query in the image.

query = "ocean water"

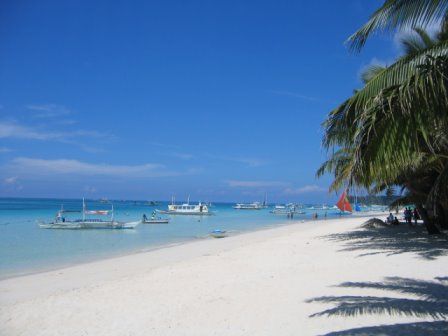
[0,198,376,279]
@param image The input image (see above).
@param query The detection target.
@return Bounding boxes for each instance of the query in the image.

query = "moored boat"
[156,199,211,215]
[141,213,170,224]
[39,199,140,229]
[209,229,227,238]
[233,202,263,210]
[335,191,353,215]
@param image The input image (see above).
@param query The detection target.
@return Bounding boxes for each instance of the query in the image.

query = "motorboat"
[156,198,211,215]
[233,202,263,210]
[38,199,140,229]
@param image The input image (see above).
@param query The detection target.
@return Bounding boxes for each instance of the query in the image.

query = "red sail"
[336,191,353,212]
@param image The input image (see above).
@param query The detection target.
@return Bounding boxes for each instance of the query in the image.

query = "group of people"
[386,207,420,225]
[386,213,400,225]
[404,207,419,225]
[142,211,157,221]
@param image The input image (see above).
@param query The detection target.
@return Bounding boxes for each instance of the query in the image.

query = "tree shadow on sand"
[307,277,448,335]
[322,224,448,260]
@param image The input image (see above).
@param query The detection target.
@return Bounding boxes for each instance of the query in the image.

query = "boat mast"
[82,197,86,221]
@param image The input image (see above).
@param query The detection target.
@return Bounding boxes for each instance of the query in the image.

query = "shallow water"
[0,198,378,279]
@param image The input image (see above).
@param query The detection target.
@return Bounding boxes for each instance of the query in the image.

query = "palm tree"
[319,23,448,233]
[348,0,448,51]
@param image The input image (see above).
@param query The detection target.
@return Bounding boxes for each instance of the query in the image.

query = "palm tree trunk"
[417,204,441,234]
[435,203,448,230]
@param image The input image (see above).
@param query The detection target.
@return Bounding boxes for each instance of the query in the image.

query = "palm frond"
[361,64,387,84]
[347,0,448,52]
[400,28,436,55]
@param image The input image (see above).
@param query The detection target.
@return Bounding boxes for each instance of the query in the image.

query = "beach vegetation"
[318,1,448,234]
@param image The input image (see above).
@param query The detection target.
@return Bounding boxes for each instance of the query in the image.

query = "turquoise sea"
[0,198,377,279]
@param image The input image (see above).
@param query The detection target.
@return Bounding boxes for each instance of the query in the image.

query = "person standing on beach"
[413,208,419,225]
[404,208,412,225]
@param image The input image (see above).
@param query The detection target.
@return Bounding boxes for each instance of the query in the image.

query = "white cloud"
[0,120,63,140]
[271,90,319,102]
[83,185,97,193]
[393,20,442,49]
[172,152,194,160]
[227,180,286,188]
[0,120,111,142]
[284,185,326,194]
[237,158,266,167]
[4,176,18,185]
[8,157,194,178]
[27,104,71,118]
[2,176,23,191]
[0,147,12,153]
[208,154,267,167]
[357,57,391,82]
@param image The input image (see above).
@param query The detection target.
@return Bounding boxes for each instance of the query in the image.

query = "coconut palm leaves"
[320,13,448,232]
[348,0,448,51]
[321,52,448,190]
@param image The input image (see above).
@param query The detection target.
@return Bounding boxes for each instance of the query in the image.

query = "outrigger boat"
[141,212,170,224]
[39,199,140,229]
[233,202,264,210]
[270,204,305,214]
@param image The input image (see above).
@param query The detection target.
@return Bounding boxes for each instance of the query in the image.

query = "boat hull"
[39,220,140,229]
[142,218,170,224]
[210,230,227,238]
[156,209,212,216]
[270,210,305,214]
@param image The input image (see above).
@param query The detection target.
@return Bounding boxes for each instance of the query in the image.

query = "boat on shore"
[39,199,140,229]
[209,229,227,238]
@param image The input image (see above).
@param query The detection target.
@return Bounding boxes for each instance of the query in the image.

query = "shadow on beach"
[317,321,448,336]
[321,224,448,260]
[307,277,448,336]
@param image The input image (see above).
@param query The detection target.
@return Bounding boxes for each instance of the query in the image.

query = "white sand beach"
[1,215,447,336]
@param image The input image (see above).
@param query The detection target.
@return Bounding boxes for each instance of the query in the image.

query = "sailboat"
[336,191,353,215]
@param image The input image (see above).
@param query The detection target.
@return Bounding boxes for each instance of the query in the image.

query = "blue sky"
[0,0,402,203]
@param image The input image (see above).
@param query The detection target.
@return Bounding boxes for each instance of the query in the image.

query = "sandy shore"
[1,215,447,335]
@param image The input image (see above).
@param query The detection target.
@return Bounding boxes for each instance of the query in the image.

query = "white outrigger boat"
[39,199,140,229]
[156,197,211,215]
[233,202,264,210]
[141,212,170,224]
[270,204,305,215]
